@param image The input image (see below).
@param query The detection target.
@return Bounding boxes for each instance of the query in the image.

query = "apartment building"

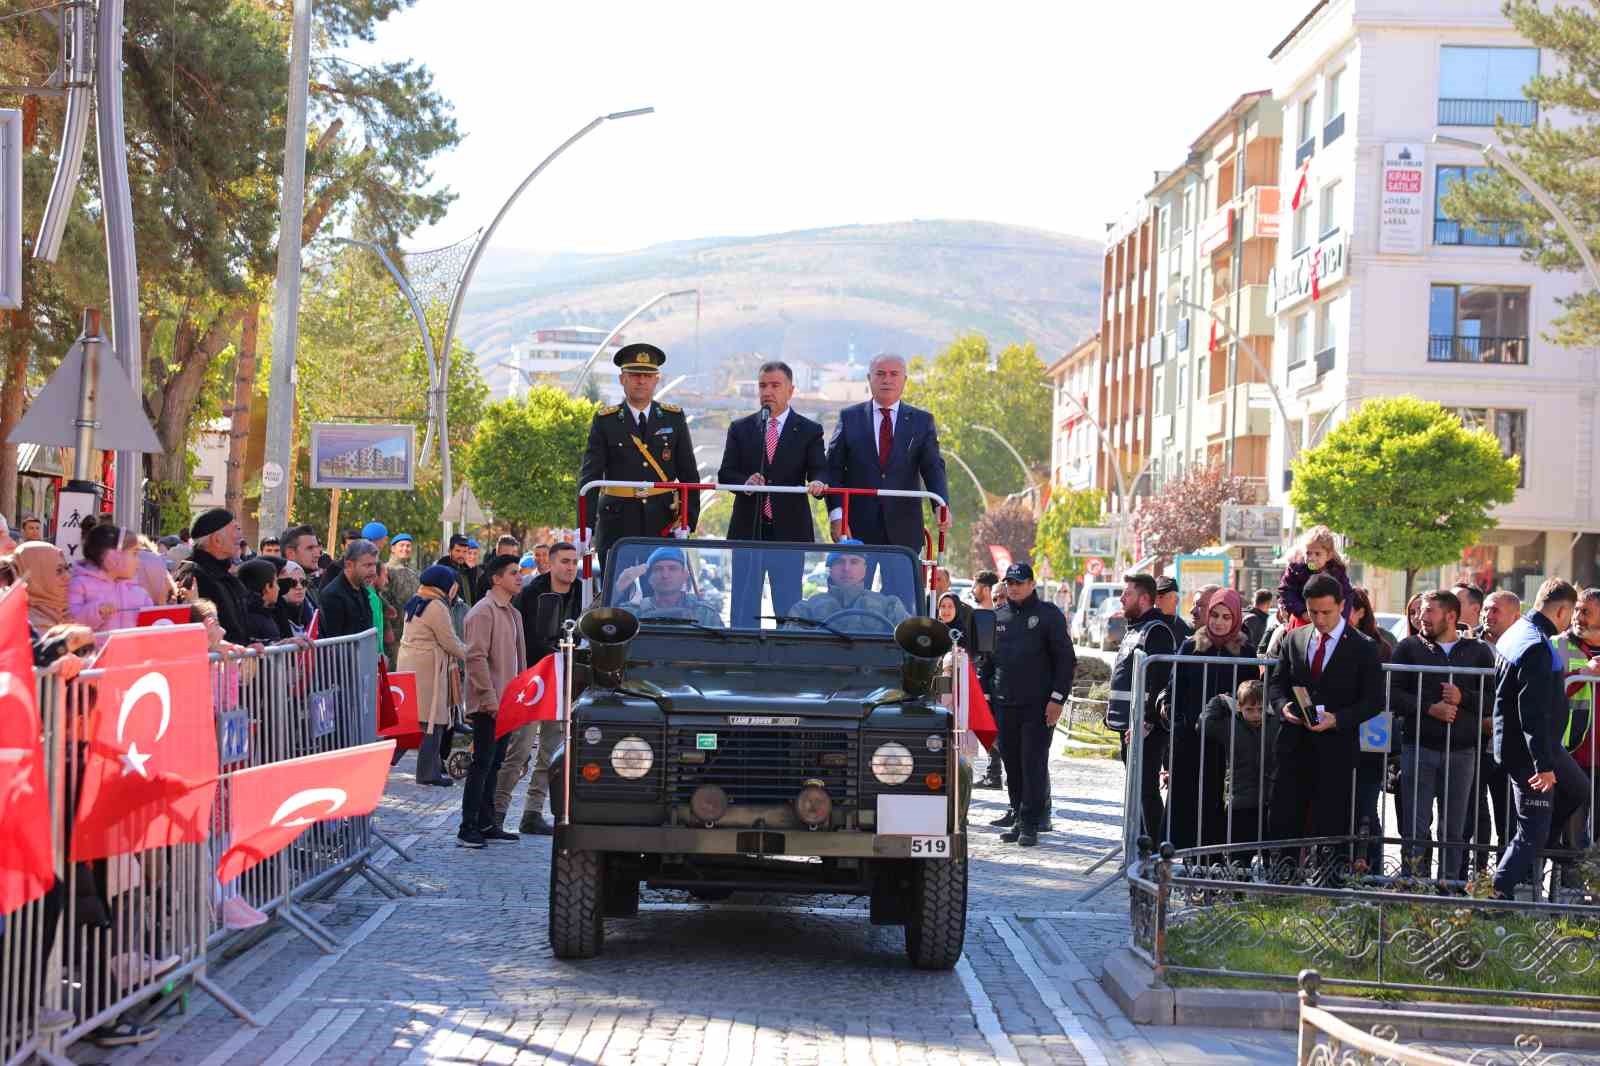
[1147,92,1284,500]
[1097,201,1156,507]
[1047,333,1102,493]
[1268,0,1600,606]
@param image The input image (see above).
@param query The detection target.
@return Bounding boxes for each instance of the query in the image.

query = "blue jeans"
[1398,745,1476,880]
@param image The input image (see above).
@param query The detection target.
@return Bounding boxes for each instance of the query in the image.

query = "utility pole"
[258,0,314,538]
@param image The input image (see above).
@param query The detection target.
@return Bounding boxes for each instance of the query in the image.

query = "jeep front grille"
[665,726,858,809]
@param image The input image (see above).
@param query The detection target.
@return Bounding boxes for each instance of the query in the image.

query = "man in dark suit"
[1266,572,1383,876]
[577,343,701,576]
[823,353,950,606]
[718,360,828,627]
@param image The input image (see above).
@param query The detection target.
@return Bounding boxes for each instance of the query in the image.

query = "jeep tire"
[549,848,606,959]
[904,855,967,970]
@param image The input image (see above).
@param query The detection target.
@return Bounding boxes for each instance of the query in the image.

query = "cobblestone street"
[85,745,1293,1066]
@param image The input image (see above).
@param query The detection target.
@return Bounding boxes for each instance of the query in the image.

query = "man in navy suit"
[1266,572,1384,877]
[824,353,950,607]
[718,361,828,627]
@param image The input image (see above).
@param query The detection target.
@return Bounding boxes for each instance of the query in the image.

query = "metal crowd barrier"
[1105,648,1598,899]
[0,627,408,1063]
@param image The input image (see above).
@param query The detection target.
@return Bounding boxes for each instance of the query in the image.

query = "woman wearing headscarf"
[1167,587,1248,853]
[396,565,470,786]
[15,541,72,630]
[275,561,314,635]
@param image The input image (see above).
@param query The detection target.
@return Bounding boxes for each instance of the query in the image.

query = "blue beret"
[466,538,480,549]
[361,521,388,540]
[646,546,687,570]
[391,533,412,545]
[826,538,866,567]
[519,553,536,568]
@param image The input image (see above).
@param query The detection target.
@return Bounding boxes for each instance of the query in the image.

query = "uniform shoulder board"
[598,404,621,417]
[658,402,683,414]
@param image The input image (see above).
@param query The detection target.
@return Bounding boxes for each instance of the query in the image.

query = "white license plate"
[907,835,950,859]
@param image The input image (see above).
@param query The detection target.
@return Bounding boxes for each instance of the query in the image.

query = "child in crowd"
[1276,525,1353,622]
[1204,678,1279,858]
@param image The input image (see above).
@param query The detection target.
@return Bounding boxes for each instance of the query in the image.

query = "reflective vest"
[1553,632,1596,753]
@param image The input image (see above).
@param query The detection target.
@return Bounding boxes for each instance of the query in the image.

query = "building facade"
[1048,333,1102,493]
[1097,201,1157,509]
[1268,0,1600,607]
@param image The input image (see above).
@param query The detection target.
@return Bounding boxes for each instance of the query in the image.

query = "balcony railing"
[1294,136,1316,167]
[1428,334,1528,364]
[1433,219,1524,247]
[1438,98,1538,127]
[1322,112,1345,147]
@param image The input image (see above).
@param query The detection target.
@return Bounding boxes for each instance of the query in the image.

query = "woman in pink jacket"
[68,523,155,631]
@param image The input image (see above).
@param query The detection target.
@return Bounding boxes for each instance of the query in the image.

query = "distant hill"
[457,220,1103,388]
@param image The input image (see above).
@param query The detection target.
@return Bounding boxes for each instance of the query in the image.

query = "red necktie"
[762,416,779,520]
[877,407,893,471]
[1310,633,1328,681]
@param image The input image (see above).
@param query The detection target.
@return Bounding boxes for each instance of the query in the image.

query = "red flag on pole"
[377,662,423,752]
[1207,318,1219,353]
[965,659,998,751]
[496,653,564,739]
[1310,246,1322,302]
[218,740,395,883]
[71,626,219,862]
[988,545,1013,573]
[0,587,51,914]
[1290,159,1311,210]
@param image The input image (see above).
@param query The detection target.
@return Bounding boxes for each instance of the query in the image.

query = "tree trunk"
[224,303,260,520]
[147,306,245,530]
[0,97,42,522]
[1404,568,1416,604]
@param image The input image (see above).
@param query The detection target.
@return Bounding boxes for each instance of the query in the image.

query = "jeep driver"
[787,538,910,634]
[627,546,723,627]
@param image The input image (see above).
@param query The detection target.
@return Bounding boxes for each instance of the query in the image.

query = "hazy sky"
[352,1,1292,255]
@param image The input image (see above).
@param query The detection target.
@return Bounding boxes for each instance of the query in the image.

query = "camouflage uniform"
[633,595,723,628]
[788,583,909,633]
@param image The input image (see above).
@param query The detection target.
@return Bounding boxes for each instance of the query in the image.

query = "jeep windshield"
[602,539,924,636]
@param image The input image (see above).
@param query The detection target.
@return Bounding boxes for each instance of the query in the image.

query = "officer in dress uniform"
[577,343,701,575]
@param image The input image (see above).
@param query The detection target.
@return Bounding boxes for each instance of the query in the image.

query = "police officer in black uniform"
[577,343,701,575]
[1107,573,1179,846]
[982,562,1076,847]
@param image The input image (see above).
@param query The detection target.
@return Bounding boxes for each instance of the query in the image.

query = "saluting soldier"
[578,342,701,573]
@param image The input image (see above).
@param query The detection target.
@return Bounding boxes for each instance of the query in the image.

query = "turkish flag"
[1291,159,1311,210]
[0,587,51,914]
[377,662,423,752]
[72,626,220,862]
[966,659,998,751]
[496,653,564,739]
[988,545,1013,572]
[218,739,395,883]
[1207,318,1219,354]
[1310,246,1322,302]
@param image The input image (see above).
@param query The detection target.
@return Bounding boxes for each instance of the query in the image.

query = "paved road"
[87,744,1293,1066]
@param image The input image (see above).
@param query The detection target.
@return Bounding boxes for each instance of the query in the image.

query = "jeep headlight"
[869,741,914,786]
[610,736,654,780]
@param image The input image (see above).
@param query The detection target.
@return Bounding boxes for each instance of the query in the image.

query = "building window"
[1318,180,1340,238]
[1153,369,1165,415]
[1292,195,1312,255]
[1315,297,1341,375]
[1439,46,1539,126]
[1157,206,1170,252]
[1176,363,1188,407]
[1428,284,1530,364]
[1296,94,1317,166]
[1196,355,1209,399]
[1456,406,1527,487]
[1324,69,1346,146]
[1182,188,1195,233]
[193,476,215,494]
[1288,312,1310,370]
[1434,165,1523,246]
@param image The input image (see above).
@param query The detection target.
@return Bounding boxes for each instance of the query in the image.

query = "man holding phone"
[1266,572,1383,875]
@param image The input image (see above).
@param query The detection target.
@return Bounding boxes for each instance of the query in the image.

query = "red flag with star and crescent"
[495,653,564,739]
[377,661,423,752]
[217,739,395,882]
[71,626,219,862]
[966,659,998,751]
[0,586,52,914]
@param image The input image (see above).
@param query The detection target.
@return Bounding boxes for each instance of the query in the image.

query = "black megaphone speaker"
[894,616,954,697]
[578,607,640,687]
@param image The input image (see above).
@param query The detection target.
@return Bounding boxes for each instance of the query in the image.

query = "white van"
[1070,581,1124,644]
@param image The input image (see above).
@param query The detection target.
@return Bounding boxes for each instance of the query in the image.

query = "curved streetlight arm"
[1176,298,1299,452]
[571,288,699,396]
[971,424,1035,490]
[945,450,990,503]
[1433,133,1600,292]
[432,107,654,542]
[328,237,442,467]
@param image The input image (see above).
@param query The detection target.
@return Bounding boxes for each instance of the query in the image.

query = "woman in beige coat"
[397,565,469,785]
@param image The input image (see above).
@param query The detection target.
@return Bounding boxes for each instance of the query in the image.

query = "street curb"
[1097,949,1600,1049]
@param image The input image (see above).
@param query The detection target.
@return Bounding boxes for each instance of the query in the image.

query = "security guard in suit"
[578,343,701,574]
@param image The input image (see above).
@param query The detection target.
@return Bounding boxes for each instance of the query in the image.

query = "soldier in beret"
[577,343,701,574]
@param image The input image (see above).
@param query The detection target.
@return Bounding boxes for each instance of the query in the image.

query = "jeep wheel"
[904,855,967,970]
[549,848,606,959]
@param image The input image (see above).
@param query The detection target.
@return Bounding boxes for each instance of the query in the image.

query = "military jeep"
[544,536,984,969]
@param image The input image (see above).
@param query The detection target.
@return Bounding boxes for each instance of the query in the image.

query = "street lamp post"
[571,288,699,397]
[971,423,1038,511]
[945,451,991,505]
[328,238,444,466]
[430,108,654,541]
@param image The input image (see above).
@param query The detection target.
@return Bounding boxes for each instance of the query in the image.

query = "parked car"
[1070,581,1123,644]
[1087,597,1127,651]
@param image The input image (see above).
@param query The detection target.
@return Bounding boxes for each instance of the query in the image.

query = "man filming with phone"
[1266,572,1383,876]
